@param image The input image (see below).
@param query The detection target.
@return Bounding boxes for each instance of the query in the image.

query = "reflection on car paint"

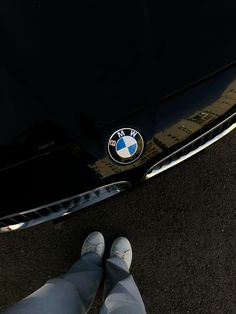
[89,79,236,178]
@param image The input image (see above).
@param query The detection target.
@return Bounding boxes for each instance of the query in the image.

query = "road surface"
[0,130,235,313]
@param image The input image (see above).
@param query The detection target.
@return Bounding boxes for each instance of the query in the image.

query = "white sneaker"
[81,231,105,258]
[110,237,132,270]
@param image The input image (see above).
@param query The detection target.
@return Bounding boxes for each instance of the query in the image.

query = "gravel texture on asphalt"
[0,130,235,314]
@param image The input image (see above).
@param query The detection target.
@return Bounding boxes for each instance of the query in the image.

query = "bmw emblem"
[107,128,144,164]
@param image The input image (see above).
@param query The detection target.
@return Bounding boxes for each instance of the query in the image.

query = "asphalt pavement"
[0,130,235,314]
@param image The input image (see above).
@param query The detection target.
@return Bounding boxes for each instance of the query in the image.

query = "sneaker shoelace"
[113,249,130,261]
[84,241,103,253]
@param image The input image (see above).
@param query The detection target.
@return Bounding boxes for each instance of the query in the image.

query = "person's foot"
[81,231,105,258]
[110,237,132,269]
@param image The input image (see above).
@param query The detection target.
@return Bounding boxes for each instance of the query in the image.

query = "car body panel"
[1,1,236,164]
[0,63,235,220]
[0,1,236,229]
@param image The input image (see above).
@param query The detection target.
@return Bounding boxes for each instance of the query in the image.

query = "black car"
[0,1,235,232]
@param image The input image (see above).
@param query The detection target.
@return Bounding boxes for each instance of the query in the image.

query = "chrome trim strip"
[145,115,236,180]
[0,181,131,232]
[1,113,235,232]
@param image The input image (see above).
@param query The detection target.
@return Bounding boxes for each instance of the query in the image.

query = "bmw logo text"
[107,128,144,164]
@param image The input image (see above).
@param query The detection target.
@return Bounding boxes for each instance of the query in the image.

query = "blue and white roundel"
[107,128,144,164]
[116,136,138,158]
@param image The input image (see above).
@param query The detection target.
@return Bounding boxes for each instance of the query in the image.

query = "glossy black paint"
[1,1,236,218]
[1,1,236,167]
[0,63,236,217]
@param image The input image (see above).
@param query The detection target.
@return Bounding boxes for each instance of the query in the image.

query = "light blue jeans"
[2,253,146,314]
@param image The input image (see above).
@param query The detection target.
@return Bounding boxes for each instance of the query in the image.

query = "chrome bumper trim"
[0,181,131,232]
[0,113,235,233]
[145,115,236,180]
